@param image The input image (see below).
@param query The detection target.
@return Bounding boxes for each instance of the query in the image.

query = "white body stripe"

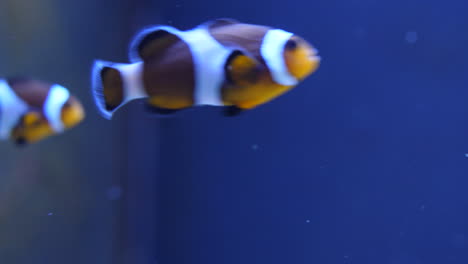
[0,79,29,139]
[260,29,298,86]
[178,26,231,106]
[129,25,231,106]
[91,60,146,120]
[115,62,147,102]
[44,84,70,133]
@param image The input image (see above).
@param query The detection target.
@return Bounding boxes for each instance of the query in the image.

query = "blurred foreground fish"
[0,78,84,146]
[92,18,320,119]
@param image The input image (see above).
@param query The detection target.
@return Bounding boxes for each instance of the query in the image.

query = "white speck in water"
[107,186,123,201]
[354,27,366,38]
[464,153,468,158]
[251,144,259,151]
[48,212,53,216]
[405,31,418,44]
[319,160,329,169]
[452,233,465,248]
[419,204,426,212]
[305,219,311,223]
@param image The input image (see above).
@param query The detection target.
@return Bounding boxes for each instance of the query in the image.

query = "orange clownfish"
[0,78,85,145]
[91,18,320,119]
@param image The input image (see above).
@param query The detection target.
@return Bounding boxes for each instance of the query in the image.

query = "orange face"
[61,96,85,130]
[221,29,321,110]
[283,35,320,81]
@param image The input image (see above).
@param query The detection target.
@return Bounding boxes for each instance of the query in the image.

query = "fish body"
[0,78,84,145]
[92,19,320,119]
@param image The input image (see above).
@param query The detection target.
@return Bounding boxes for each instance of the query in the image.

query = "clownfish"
[0,78,85,145]
[91,18,320,119]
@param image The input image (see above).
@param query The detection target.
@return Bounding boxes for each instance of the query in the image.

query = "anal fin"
[14,137,27,147]
[144,103,182,116]
[223,105,244,117]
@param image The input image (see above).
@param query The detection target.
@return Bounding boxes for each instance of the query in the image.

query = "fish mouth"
[307,48,321,75]
[309,54,321,62]
[308,48,321,62]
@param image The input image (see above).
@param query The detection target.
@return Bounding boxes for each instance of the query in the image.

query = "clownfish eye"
[285,39,298,50]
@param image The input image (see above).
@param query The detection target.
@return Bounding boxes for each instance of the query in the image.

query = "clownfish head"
[260,29,320,87]
[282,35,320,81]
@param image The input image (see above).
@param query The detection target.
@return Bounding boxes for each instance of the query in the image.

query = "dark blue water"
[0,0,468,263]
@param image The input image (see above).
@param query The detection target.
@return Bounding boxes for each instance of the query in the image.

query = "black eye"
[285,39,298,50]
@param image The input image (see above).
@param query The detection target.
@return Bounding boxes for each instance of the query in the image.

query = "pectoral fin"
[22,112,41,127]
[225,51,261,87]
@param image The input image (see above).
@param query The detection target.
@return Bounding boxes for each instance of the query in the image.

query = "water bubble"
[48,212,53,216]
[405,31,418,44]
[419,204,426,212]
[354,27,366,38]
[107,186,123,200]
[251,144,259,151]
[451,233,465,248]
[305,219,311,223]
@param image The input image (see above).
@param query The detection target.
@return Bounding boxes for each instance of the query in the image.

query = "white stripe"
[114,62,146,102]
[260,29,298,86]
[91,60,146,120]
[179,26,231,106]
[0,79,29,139]
[130,25,230,106]
[44,84,70,133]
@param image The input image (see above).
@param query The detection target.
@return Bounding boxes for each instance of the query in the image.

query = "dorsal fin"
[203,18,241,30]
[6,76,34,87]
[128,26,182,63]
[6,77,51,108]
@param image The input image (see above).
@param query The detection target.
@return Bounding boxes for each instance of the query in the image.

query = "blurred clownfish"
[91,18,320,119]
[0,78,85,146]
